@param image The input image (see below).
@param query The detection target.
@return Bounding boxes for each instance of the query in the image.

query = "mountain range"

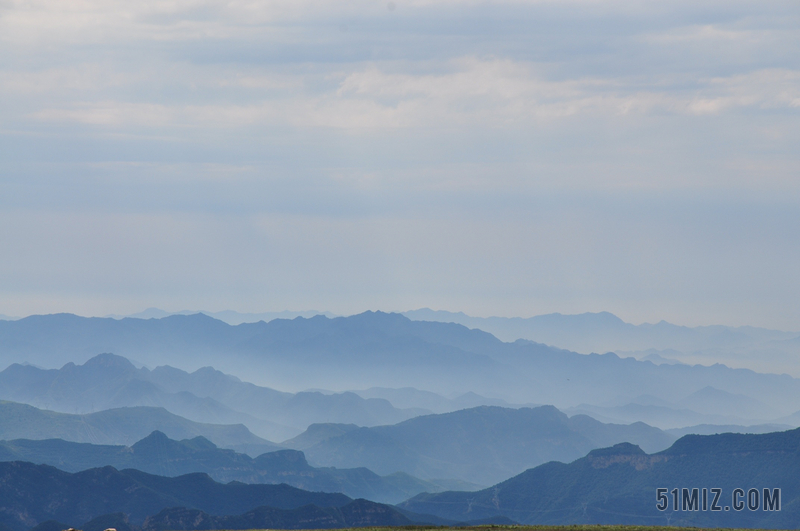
[97,307,800,374]
[3,310,800,530]
[286,405,675,485]
[0,353,425,441]
[403,308,800,376]
[2,312,800,420]
[400,427,800,528]
[105,308,335,325]
[563,386,783,429]
[0,430,455,504]
[0,395,681,488]
[0,461,448,531]
[0,400,277,455]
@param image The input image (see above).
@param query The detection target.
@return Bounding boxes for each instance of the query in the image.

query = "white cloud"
[24,57,800,131]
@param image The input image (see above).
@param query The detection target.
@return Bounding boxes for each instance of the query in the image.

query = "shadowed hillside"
[0,431,457,503]
[400,427,800,528]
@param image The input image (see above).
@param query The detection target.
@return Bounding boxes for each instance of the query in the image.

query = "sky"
[1,0,799,330]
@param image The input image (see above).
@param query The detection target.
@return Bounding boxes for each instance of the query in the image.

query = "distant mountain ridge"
[0,400,277,454]
[351,386,532,413]
[403,308,800,375]
[288,405,675,485]
[400,427,800,528]
[403,308,798,350]
[0,430,454,504]
[0,353,427,441]
[106,308,336,325]
[2,312,800,420]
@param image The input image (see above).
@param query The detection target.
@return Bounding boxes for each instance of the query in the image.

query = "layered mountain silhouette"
[0,353,426,441]
[564,386,782,429]
[400,427,800,528]
[0,400,680,491]
[351,386,531,413]
[0,431,452,504]
[1,312,798,419]
[0,461,348,530]
[0,461,448,531]
[403,308,800,376]
[0,400,277,454]
[287,405,675,485]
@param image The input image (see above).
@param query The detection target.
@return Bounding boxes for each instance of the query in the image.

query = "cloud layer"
[1,0,799,328]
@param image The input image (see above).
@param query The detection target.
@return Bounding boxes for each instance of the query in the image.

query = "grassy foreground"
[215,526,774,531]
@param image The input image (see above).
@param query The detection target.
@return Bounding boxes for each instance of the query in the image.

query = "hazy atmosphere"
[4,3,800,529]
[2,0,800,328]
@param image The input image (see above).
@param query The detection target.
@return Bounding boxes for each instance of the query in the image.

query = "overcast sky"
[1,0,799,329]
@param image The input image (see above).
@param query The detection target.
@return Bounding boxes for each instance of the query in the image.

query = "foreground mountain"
[3,312,800,420]
[0,431,452,504]
[0,461,353,531]
[0,400,277,454]
[140,499,417,530]
[0,460,455,531]
[400,427,800,528]
[288,405,674,485]
[0,353,426,441]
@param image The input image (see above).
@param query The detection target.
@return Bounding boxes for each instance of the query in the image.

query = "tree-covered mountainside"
[0,431,450,504]
[400,428,800,528]
[292,405,674,485]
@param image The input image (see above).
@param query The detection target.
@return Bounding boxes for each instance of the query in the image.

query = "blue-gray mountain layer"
[0,400,276,455]
[0,461,440,531]
[0,430,450,504]
[286,405,674,485]
[2,312,799,419]
[0,352,425,441]
[400,427,800,528]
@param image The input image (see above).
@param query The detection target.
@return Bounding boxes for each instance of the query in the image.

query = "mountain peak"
[587,442,646,458]
[132,430,171,449]
[83,353,137,370]
[253,449,311,471]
